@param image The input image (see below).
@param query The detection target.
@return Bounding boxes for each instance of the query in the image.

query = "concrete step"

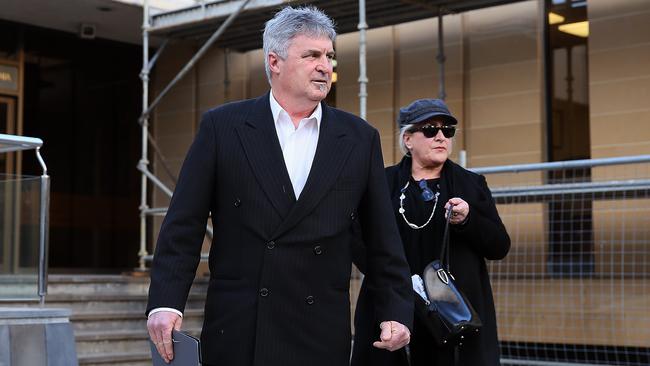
[2,274,207,365]
[75,329,151,355]
[70,308,204,332]
[77,351,151,366]
[37,292,207,312]
[46,274,209,296]
[75,327,202,355]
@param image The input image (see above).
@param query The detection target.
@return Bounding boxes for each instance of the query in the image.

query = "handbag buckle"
[436,268,449,285]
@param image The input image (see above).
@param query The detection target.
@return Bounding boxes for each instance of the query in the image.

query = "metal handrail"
[0,133,43,151]
[0,133,50,305]
[468,155,650,199]
[471,155,650,175]
[490,179,650,198]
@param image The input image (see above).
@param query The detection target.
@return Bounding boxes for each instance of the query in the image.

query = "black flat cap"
[397,99,458,127]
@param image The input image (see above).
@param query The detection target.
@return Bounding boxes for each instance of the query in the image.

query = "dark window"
[13,22,142,271]
[544,0,593,276]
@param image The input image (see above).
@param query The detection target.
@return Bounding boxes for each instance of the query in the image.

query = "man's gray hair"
[263,6,336,84]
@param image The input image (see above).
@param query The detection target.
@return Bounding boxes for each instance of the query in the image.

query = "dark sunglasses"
[410,124,456,138]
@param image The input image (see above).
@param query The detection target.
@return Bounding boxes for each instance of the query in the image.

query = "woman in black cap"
[351,99,510,366]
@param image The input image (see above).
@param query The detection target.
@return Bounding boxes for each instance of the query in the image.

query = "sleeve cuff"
[148,307,183,318]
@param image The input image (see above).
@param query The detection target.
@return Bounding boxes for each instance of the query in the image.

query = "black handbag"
[414,205,482,347]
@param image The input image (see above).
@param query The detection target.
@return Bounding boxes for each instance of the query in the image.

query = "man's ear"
[268,52,281,75]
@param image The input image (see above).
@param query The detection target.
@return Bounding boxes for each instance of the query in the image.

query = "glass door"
[0,96,17,174]
[0,96,17,274]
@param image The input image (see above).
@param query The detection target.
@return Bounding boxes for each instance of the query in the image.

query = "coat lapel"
[271,103,354,239]
[235,93,296,219]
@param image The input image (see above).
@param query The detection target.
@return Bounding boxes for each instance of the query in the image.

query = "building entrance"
[1,21,143,272]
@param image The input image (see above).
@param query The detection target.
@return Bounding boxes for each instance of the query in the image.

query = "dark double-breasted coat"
[146,92,413,366]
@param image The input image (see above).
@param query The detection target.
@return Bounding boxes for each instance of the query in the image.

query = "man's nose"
[315,57,331,73]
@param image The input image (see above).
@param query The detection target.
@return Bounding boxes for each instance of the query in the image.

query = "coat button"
[313,245,322,255]
[267,241,275,250]
[234,198,241,207]
[350,212,356,220]
[259,288,269,297]
[305,295,315,305]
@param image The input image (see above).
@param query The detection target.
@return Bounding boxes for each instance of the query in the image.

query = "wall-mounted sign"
[0,65,18,91]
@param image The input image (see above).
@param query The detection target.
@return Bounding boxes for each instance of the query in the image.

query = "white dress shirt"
[149,91,321,318]
[269,90,321,198]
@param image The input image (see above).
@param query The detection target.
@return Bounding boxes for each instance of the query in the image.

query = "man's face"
[269,34,334,104]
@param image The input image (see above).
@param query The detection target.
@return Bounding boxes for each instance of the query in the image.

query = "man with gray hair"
[146,6,413,366]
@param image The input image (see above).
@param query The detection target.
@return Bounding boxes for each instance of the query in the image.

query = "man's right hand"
[372,321,410,351]
[147,311,182,363]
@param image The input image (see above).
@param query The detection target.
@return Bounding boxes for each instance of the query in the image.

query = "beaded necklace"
[398,179,440,230]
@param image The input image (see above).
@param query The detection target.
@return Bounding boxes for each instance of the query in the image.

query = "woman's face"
[403,119,454,167]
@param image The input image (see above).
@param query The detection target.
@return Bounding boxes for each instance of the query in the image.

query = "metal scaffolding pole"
[140,0,251,122]
[358,0,368,120]
[138,0,151,271]
[437,6,446,100]
[138,0,250,269]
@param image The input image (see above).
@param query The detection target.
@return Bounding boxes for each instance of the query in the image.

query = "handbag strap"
[438,204,454,272]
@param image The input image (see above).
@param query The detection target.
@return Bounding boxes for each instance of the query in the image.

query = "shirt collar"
[269,90,322,129]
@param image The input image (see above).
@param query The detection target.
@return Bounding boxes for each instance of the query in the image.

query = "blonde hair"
[398,124,413,156]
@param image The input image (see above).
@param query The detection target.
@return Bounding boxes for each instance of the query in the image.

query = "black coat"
[351,156,510,366]
[146,93,413,366]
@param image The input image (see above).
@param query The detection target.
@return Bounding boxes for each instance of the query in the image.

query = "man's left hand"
[372,321,410,351]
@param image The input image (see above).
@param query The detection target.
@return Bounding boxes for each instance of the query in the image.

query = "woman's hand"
[445,197,469,225]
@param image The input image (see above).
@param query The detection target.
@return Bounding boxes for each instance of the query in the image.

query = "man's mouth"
[312,80,328,92]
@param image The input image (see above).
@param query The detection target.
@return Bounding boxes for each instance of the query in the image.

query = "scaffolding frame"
[137,0,524,269]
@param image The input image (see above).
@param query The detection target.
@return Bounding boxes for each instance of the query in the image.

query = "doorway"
[0,95,25,275]
[9,22,143,272]
[544,0,593,276]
